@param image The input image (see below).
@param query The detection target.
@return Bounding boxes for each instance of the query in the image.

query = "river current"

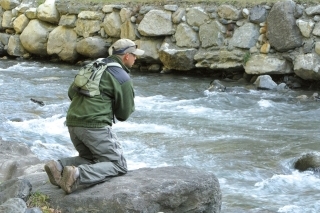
[1,59,320,212]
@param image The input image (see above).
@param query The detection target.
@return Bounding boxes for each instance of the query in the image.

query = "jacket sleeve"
[113,80,135,121]
[68,83,77,101]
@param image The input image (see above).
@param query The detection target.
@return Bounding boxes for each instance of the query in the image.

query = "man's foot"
[60,166,80,194]
[44,160,62,187]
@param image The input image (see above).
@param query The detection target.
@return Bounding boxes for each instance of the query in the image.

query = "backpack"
[73,58,122,97]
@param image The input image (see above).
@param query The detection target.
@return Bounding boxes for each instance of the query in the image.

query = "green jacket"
[66,55,135,127]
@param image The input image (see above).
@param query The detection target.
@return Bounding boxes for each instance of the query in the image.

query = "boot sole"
[44,161,61,187]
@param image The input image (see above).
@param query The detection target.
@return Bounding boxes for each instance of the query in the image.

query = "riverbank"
[1,0,320,87]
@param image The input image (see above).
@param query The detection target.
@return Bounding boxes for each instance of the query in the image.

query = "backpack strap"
[106,62,122,68]
[103,61,122,125]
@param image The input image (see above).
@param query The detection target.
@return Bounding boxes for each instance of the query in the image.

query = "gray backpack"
[73,58,121,97]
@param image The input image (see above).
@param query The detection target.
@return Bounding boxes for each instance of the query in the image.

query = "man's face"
[123,52,136,68]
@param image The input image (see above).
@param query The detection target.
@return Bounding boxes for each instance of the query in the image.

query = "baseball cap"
[110,39,145,56]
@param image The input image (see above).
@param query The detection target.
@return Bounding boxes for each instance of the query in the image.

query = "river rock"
[296,19,314,38]
[199,20,225,48]
[103,11,121,37]
[20,19,56,56]
[0,198,27,213]
[186,7,209,27]
[47,26,78,62]
[249,5,267,24]
[217,4,242,21]
[0,138,221,212]
[0,178,32,204]
[0,0,20,10]
[293,53,320,80]
[12,14,29,33]
[18,166,222,213]
[55,0,101,15]
[159,40,197,71]
[0,139,41,182]
[2,11,13,29]
[175,23,200,48]
[305,5,320,16]
[253,75,277,90]
[7,34,27,57]
[229,22,259,49]
[25,8,37,19]
[266,0,303,52]
[37,0,60,24]
[138,9,174,36]
[294,153,320,172]
[0,33,10,45]
[245,54,293,75]
[120,20,136,40]
[76,36,108,58]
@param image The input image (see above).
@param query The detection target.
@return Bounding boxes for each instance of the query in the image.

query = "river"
[0,59,320,213]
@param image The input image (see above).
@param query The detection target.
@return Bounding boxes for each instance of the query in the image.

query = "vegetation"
[26,191,61,213]
[243,51,251,65]
[36,0,319,7]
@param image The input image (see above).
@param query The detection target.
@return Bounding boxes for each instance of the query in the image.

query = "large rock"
[0,198,27,213]
[7,35,27,57]
[245,54,293,75]
[55,0,102,15]
[230,22,259,49]
[159,40,197,71]
[293,53,320,80]
[0,140,41,182]
[135,39,163,62]
[24,166,221,213]
[294,153,320,172]
[103,11,121,37]
[75,19,101,38]
[20,19,55,55]
[217,5,242,21]
[194,48,245,70]
[120,20,136,41]
[186,7,209,27]
[296,19,314,38]
[249,5,267,24]
[138,10,174,36]
[175,23,200,48]
[253,75,277,90]
[2,11,13,29]
[76,37,108,58]
[12,14,29,34]
[199,20,226,48]
[0,0,20,10]
[0,139,221,213]
[0,178,32,204]
[47,26,78,62]
[37,0,60,24]
[267,0,303,52]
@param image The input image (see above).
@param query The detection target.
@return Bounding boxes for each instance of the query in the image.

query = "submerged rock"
[294,153,320,172]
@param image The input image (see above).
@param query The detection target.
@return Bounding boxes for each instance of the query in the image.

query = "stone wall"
[1,0,320,81]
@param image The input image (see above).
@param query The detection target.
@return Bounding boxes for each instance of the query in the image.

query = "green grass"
[92,0,317,7]
[26,191,60,213]
[37,0,319,7]
[243,51,251,65]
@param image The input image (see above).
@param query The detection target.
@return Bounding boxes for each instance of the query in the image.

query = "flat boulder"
[26,166,222,213]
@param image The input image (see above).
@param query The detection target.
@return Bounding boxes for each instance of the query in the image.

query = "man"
[44,39,144,194]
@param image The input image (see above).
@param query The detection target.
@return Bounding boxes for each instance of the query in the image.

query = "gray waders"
[59,126,127,185]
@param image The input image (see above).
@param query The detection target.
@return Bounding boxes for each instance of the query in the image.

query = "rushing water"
[1,59,320,212]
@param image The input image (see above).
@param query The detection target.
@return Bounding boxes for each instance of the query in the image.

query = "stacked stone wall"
[1,0,320,82]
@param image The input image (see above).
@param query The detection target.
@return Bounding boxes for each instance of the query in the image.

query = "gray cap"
[110,39,144,56]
